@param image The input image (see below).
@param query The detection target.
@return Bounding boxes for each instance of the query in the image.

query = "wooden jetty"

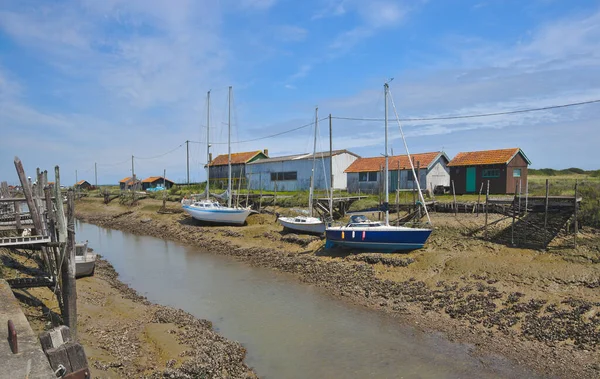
[314,195,367,218]
[0,157,90,376]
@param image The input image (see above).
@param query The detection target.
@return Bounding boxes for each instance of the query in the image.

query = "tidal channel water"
[76,221,539,379]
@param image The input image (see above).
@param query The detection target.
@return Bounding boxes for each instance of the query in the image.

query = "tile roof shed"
[345,152,446,173]
[448,148,531,167]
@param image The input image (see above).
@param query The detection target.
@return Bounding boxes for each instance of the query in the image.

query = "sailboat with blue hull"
[325,81,433,252]
[325,215,431,252]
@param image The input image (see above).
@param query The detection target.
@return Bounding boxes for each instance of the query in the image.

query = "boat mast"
[384,83,390,226]
[328,114,333,217]
[206,90,210,200]
[227,86,232,208]
[309,107,318,217]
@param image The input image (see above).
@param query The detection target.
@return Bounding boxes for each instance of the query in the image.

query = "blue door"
[466,167,476,193]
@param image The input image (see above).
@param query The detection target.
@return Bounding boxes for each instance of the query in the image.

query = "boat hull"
[75,256,96,278]
[325,226,432,252]
[278,217,325,234]
[183,205,251,225]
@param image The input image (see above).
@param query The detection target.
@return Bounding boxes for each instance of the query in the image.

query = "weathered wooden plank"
[39,325,72,352]
[62,189,77,339]
[46,344,72,373]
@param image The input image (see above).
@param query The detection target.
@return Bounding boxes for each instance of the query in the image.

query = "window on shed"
[270,171,297,181]
[482,169,500,178]
[359,172,378,182]
[513,169,521,178]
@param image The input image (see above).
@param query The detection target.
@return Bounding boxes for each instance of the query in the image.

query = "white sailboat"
[277,107,326,234]
[182,87,252,225]
[325,81,433,252]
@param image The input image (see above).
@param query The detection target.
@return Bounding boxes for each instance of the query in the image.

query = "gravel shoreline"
[89,258,257,378]
[76,198,600,379]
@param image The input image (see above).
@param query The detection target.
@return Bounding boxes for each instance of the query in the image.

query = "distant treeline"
[529,168,600,177]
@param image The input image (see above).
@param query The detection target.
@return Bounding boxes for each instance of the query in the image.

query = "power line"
[135,143,185,160]
[190,117,329,145]
[97,157,130,167]
[331,99,600,122]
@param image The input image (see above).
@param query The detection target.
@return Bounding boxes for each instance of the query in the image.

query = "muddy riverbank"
[0,247,256,378]
[75,197,600,379]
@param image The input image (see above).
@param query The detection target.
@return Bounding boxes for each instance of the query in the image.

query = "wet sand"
[74,197,600,379]
[1,248,256,378]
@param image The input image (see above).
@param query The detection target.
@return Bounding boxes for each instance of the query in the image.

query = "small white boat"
[276,107,327,235]
[182,199,251,225]
[75,242,96,278]
[278,215,326,234]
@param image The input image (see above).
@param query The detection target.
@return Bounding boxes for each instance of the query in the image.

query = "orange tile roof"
[208,151,265,166]
[119,177,132,183]
[76,180,87,185]
[447,148,528,167]
[344,152,444,173]
[141,176,173,183]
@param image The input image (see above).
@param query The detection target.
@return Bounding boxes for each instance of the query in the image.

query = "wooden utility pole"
[62,189,77,339]
[95,162,98,189]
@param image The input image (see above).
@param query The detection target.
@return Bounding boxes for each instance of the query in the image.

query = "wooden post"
[274,179,277,206]
[237,169,243,208]
[518,179,522,214]
[14,157,43,235]
[44,186,62,313]
[416,161,421,220]
[544,179,549,229]
[14,201,21,231]
[259,172,263,212]
[62,190,77,339]
[246,172,250,208]
[396,161,400,225]
[574,180,578,248]
[525,177,529,215]
[162,169,167,210]
[484,180,490,238]
[54,166,67,243]
[451,180,457,216]
[511,183,517,246]
[477,182,483,217]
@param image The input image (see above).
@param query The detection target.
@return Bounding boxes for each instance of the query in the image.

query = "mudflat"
[1,247,256,378]
[74,196,600,379]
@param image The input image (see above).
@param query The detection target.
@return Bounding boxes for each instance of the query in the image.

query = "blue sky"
[1,0,599,185]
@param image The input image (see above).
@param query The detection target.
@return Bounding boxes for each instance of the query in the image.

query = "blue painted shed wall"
[246,158,333,192]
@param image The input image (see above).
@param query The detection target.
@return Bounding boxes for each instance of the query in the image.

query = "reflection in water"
[76,221,538,379]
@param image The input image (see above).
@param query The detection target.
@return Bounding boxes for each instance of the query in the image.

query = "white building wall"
[331,153,359,189]
[425,160,450,191]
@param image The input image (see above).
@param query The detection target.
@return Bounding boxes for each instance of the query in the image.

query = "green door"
[466,167,476,193]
